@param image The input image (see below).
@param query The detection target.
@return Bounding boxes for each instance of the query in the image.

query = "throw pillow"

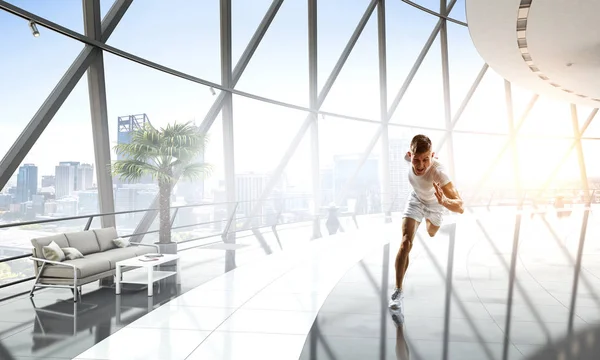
[113,237,131,248]
[42,241,65,262]
[62,247,84,260]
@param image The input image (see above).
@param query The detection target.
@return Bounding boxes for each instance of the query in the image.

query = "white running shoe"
[389,288,404,310]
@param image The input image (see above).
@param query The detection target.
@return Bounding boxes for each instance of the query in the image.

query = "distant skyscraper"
[41,175,55,188]
[55,162,76,199]
[389,138,411,212]
[176,150,205,203]
[78,190,99,214]
[59,161,80,190]
[16,164,38,203]
[116,114,153,185]
[333,154,380,214]
[77,163,94,190]
[31,194,45,215]
[236,173,270,226]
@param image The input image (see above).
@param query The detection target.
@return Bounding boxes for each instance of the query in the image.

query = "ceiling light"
[209,87,216,96]
[29,20,40,37]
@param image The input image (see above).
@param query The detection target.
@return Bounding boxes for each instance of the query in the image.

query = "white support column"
[377,0,391,222]
[220,0,236,270]
[308,0,321,239]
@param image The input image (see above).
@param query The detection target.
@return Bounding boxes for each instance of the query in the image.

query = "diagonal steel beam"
[198,0,284,135]
[579,108,598,135]
[435,64,489,154]
[241,0,379,229]
[84,0,117,229]
[531,107,597,199]
[0,0,132,191]
[465,94,538,203]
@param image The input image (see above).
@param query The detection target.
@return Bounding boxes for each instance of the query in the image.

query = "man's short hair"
[410,134,432,155]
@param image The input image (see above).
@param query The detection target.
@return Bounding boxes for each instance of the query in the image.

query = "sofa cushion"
[65,231,100,255]
[92,247,140,269]
[62,247,84,260]
[41,254,111,279]
[42,241,66,262]
[31,234,69,260]
[93,227,118,252]
[113,237,130,248]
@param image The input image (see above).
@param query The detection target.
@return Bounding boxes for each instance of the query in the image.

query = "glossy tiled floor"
[0,224,315,360]
[3,207,600,359]
[299,207,600,360]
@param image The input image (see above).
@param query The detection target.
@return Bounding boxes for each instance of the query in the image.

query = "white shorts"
[402,191,446,226]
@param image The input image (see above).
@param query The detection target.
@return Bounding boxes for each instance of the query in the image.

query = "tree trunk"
[158,181,172,244]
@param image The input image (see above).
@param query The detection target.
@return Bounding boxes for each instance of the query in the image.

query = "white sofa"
[29,227,158,302]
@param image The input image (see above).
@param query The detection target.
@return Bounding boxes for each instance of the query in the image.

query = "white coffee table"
[115,254,180,297]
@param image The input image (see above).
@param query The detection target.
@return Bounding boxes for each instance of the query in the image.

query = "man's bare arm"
[434,182,464,214]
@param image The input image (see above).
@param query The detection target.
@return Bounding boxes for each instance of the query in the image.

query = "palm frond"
[180,162,212,181]
[111,160,160,182]
[112,121,208,185]
[113,142,159,161]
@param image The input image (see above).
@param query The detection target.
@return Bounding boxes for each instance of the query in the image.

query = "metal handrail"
[0,188,595,291]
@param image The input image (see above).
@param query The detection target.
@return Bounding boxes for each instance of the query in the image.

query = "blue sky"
[0,0,597,193]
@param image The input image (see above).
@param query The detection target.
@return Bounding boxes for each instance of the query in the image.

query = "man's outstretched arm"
[434,182,464,214]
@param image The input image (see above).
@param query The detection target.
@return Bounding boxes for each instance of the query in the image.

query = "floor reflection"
[299,206,600,360]
[0,242,252,360]
[0,280,181,359]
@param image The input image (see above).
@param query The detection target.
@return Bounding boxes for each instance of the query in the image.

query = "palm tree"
[111,121,209,245]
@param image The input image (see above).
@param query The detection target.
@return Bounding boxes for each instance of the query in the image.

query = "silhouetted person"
[325,204,341,235]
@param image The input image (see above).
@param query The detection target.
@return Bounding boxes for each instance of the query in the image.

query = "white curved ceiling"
[466,0,600,107]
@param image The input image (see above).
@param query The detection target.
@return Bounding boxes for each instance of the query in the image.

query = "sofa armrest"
[129,242,160,253]
[30,257,77,280]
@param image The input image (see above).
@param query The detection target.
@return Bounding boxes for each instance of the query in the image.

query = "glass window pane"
[449,0,467,23]
[319,6,379,120]
[235,0,308,107]
[447,21,485,124]
[386,0,442,120]
[0,11,84,193]
[7,0,83,33]
[453,69,509,134]
[389,36,445,129]
[106,0,221,83]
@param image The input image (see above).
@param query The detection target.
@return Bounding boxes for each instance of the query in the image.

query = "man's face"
[408,150,434,176]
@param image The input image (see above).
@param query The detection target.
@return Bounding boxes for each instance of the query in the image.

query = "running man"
[389,134,464,311]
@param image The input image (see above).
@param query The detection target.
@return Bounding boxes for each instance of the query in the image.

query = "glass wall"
[0,0,599,293]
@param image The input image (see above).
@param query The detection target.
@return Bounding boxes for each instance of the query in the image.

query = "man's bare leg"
[425,219,440,237]
[395,217,419,290]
